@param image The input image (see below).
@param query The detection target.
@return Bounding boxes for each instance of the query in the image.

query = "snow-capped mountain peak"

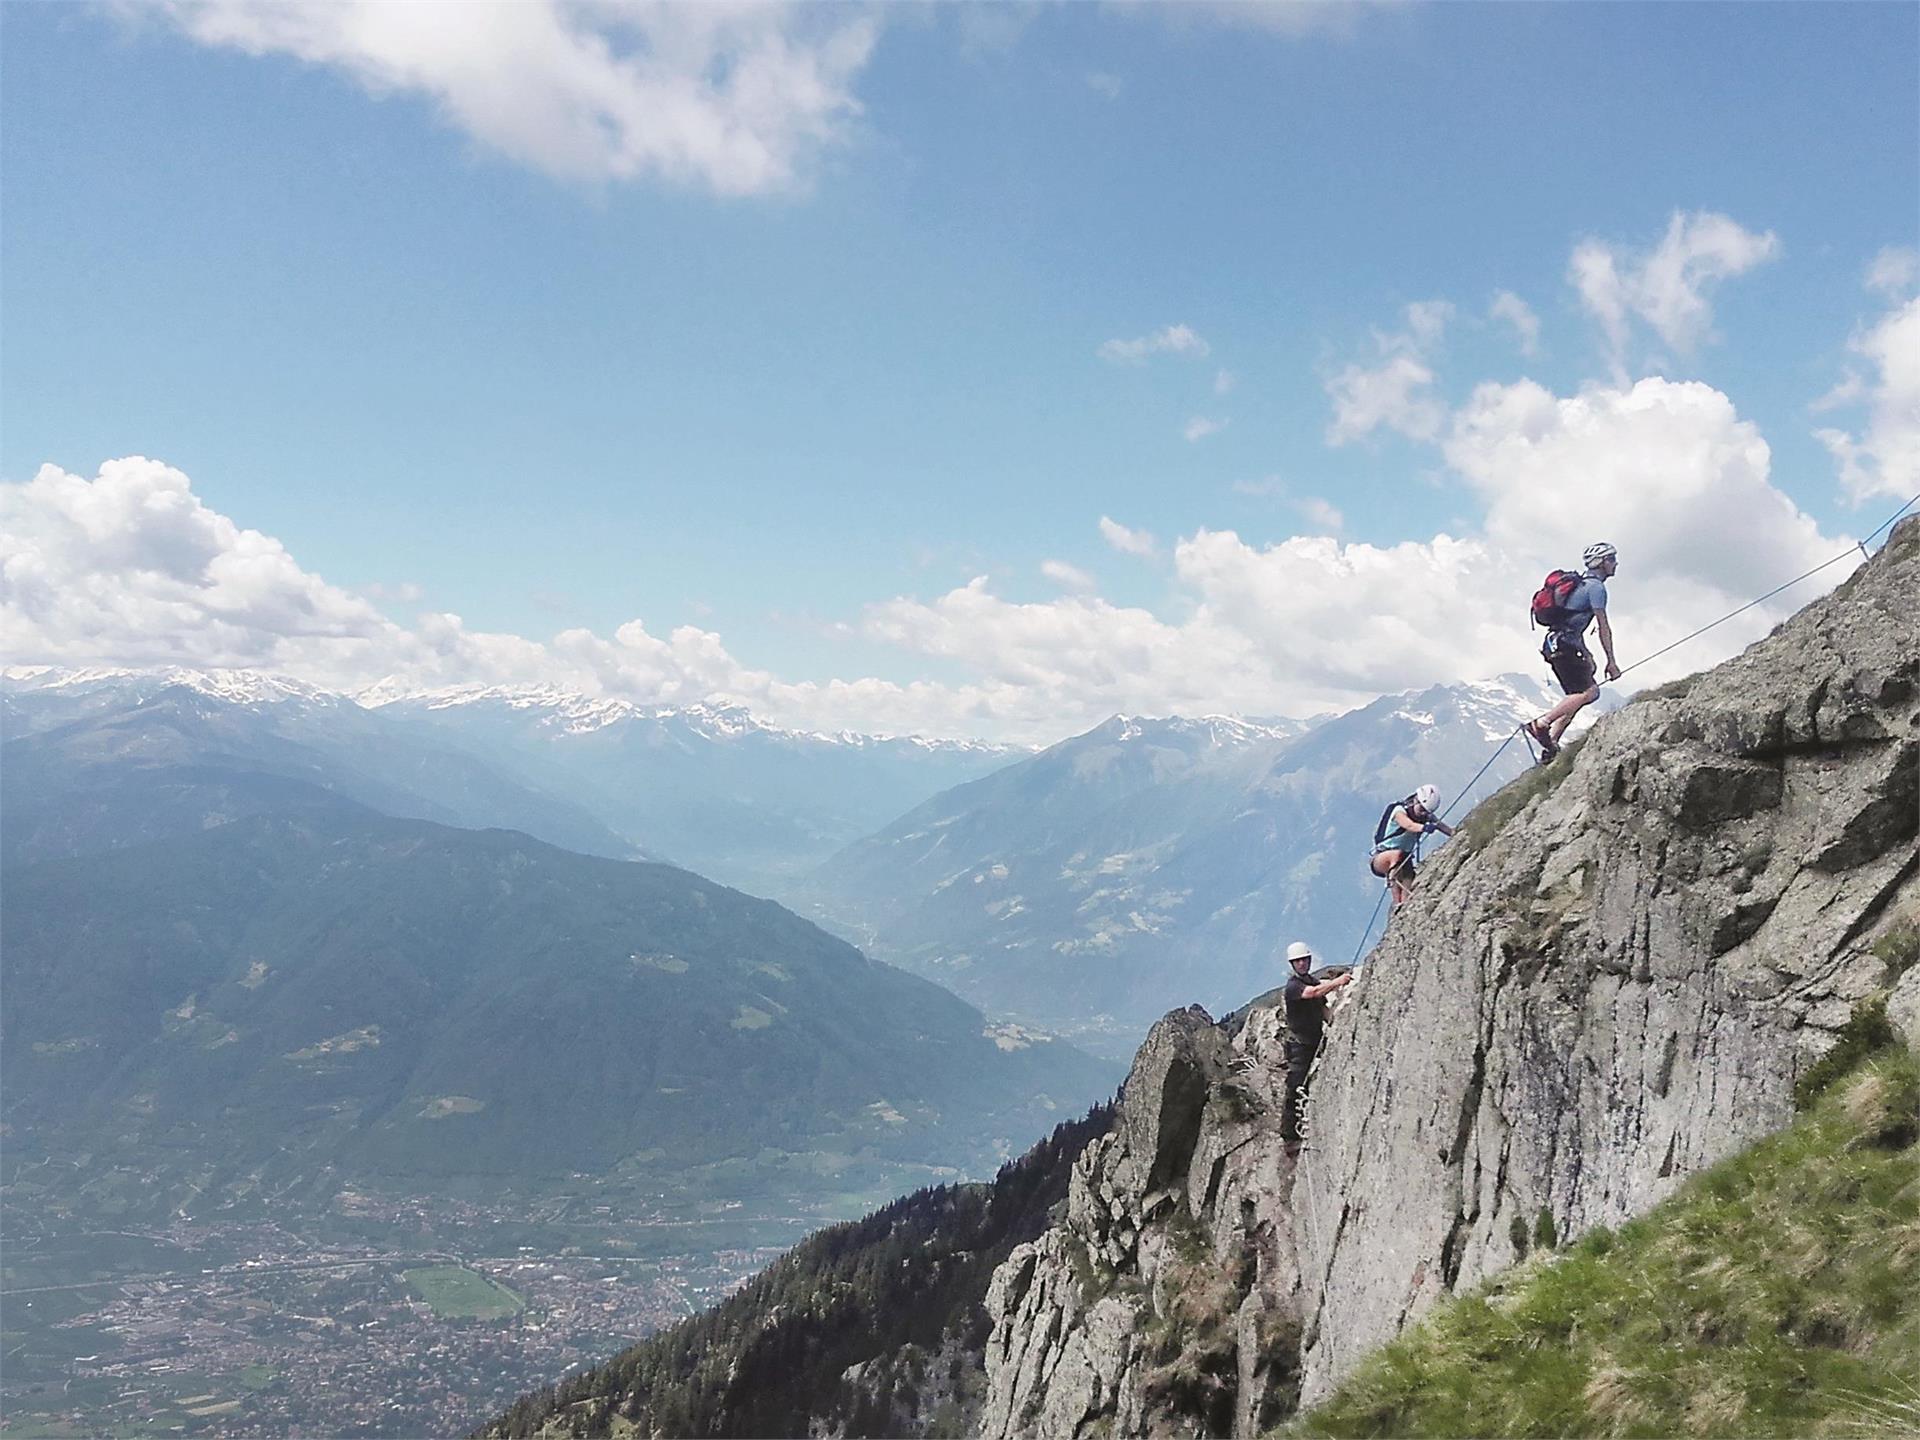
[1,664,338,708]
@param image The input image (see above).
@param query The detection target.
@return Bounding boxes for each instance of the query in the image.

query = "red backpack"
[1530,568,1584,629]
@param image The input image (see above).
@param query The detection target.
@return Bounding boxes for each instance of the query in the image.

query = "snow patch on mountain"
[1,665,338,707]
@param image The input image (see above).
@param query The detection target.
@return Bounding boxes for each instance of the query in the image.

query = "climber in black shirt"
[1281,940,1352,1157]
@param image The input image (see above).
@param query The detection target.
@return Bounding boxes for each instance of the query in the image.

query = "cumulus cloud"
[1570,210,1779,371]
[1444,377,1837,597]
[1098,323,1210,364]
[1183,415,1227,442]
[132,0,879,195]
[1325,300,1452,445]
[0,457,749,703]
[2,457,393,674]
[1815,294,1920,504]
[1214,368,1236,395]
[3,401,1856,745]
[1098,515,1158,557]
[1490,290,1540,357]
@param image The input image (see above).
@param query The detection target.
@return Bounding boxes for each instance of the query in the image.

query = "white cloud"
[1098,323,1210,364]
[1326,352,1442,445]
[1183,415,1227,443]
[4,388,1856,745]
[1214,368,1236,395]
[1489,290,1540,357]
[1085,70,1124,100]
[134,0,879,196]
[1866,245,1920,298]
[1444,377,1837,599]
[1098,515,1158,557]
[0,457,746,702]
[1325,300,1452,445]
[1815,295,1920,504]
[1,457,392,674]
[1811,372,1867,413]
[1570,210,1779,370]
[1041,558,1097,592]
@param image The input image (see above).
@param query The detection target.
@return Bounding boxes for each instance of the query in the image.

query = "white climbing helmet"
[1285,940,1314,965]
[1583,540,1618,569]
[1415,783,1440,812]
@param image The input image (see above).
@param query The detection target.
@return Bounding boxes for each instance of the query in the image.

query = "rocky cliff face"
[978,517,1920,1435]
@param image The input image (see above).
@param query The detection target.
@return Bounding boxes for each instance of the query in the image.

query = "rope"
[1438,728,1521,821]
[1349,886,1390,966]
[1608,489,1919,684]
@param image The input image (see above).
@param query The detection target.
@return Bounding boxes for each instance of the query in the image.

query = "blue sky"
[3,2,1916,741]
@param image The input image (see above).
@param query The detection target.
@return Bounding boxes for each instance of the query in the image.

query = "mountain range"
[357,682,1019,892]
[0,666,637,867]
[1,667,1018,891]
[4,665,1592,1057]
[802,676,1582,1044]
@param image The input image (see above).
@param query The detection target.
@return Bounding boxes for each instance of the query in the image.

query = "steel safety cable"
[1608,490,1920,685]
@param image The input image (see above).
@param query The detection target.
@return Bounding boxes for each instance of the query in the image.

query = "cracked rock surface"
[1296,518,1919,1403]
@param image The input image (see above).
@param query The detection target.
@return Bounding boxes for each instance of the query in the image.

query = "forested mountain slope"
[2,813,1114,1218]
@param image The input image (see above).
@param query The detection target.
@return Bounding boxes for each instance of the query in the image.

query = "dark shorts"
[1545,639,1597,695]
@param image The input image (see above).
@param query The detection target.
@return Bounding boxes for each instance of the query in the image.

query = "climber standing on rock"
[1281,940,1351,1158]
[1525,541,1622,764]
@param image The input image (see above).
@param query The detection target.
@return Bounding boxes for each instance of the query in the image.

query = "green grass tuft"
[1459,737,1587,849]
[1795,999,1899,1111]
[1285,1048,1920,1439]
[1633,672,1701,703]
[1531,1206,1558,1253]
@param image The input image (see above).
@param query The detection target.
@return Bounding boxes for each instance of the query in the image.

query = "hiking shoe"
[1524,720,1559,763]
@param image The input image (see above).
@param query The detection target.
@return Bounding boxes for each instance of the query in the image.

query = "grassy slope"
[1289,1048,1920,1439]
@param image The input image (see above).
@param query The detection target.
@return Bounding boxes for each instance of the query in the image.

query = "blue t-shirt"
[1557,572,1608,640]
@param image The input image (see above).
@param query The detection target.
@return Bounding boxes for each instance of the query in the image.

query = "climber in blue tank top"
[1369,783,1455,907]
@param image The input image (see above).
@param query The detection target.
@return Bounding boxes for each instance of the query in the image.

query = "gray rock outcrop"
[979,516,1920,1433]
[980,1006,1303,1438]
